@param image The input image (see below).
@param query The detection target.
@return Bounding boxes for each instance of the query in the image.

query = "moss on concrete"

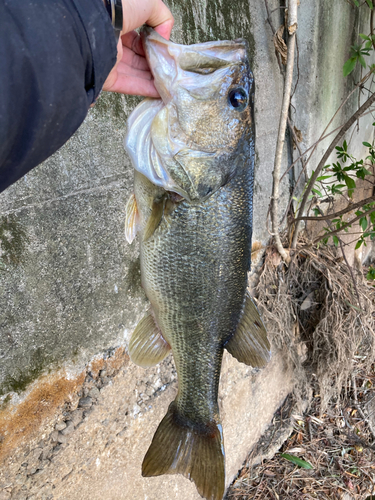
[0,348,53,396]
[0,214,28,267]
[167,0,256,66]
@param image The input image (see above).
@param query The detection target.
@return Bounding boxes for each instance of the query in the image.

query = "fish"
[124,27,270,500]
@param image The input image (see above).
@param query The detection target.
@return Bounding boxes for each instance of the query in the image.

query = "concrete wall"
[0,1,373,498]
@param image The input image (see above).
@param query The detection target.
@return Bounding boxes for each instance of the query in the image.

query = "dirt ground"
[226,365,375,500]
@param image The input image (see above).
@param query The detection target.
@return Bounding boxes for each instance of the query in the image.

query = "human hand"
[103,0,174,97]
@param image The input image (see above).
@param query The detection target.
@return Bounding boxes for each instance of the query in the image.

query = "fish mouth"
[141,26,177,105]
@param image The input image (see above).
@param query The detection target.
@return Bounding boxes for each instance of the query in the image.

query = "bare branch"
[294,194,375,222]
[287,0,298,34]
[270,0,298,262]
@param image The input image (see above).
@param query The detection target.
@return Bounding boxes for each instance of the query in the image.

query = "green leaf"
[366,266,375,280]
[332,235,339,247]
[355,239,363,250]
[316,175,332,181]
[344,176,356,198]
[360,217,368,231]
[353,0,359,5]
[359,33,371,41]
[366,0,374,8]
[363,141,372,147]
[311,188,323,197]
[359,54,367,68]
[280,454,313,469]
[343,57,357,77]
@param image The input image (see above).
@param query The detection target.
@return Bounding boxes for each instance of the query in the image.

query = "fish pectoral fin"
[142,401,225,500]
[129,311,171,368]
[225,293,271,368]
[143,196,165,242]
[125,193,140,244]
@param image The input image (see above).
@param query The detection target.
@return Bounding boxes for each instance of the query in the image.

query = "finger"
[104,72,160,98]
[121,31,145,57]
[120,45,149,71]
[116,63,153,81]
[121,0,174,39]
[153,18,174,40]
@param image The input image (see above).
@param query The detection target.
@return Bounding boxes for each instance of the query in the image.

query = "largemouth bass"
[124,27,270,500]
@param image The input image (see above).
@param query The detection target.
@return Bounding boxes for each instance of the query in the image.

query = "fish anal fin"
[125,193,140,244]
[143,197,165,242]
[142,401,225,500]
[129,311,170,368]
[225,293,271,368]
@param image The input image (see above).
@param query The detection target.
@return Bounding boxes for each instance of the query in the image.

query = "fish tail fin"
[142,401,225,500]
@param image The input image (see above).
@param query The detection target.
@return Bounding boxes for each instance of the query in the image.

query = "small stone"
[78,397,92,408]
[60,420,75,436]
[51,444,62,456]
[68,409,84,426]
[14,475,24,486]
[99,370,107,378]
[54,421,66,431]
[88,387,100,399]
[145,385,154,396]
[50,431,59,443]
[57,433,67,444]
[41,446,53,461]
[133,404,141,415]
[27,468,37,476]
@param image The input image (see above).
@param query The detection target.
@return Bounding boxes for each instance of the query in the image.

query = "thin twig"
[338,238,362,310]
[351,373,375,440]
[311,204,375,246]
[292,90,375,248]
[294,193,375,221]
[313,206,362,309]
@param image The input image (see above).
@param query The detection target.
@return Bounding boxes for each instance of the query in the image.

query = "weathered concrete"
[1,0,374,498]
[0,348,293,499]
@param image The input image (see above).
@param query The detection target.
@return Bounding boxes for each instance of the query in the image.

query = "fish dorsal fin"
[129,311,171,368]
[225,293,271,367]
[125,193,140,244]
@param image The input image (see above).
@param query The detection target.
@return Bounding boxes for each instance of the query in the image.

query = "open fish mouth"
[125,27,252,202]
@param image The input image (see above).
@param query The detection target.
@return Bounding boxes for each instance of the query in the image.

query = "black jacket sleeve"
[0,0,117,194]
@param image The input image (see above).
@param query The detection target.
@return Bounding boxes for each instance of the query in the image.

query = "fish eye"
[228,87,248,111]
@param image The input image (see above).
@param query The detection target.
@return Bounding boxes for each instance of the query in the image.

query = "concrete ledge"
[0,346,293,499]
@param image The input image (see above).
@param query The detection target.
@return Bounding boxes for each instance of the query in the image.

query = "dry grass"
[226,366,375,500]
[256,242,375,410]
[226,242,375,500]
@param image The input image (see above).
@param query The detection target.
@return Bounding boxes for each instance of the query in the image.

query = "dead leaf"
[273,26,287,65]
[293,125,303,149]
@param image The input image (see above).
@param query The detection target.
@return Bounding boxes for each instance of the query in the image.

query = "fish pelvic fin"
[129,311,171,368]
[142,401,225,500]
[125,193,140,244]
[225,293,271,368]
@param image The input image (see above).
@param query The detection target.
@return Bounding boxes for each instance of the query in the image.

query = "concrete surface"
[0,348,293,500]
